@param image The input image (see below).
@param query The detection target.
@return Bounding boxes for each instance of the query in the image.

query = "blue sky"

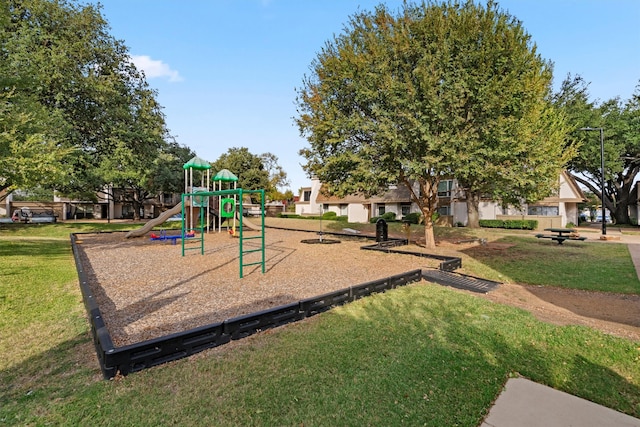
[99,0,640,193]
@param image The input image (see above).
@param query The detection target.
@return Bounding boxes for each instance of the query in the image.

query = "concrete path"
[481,378,640,427]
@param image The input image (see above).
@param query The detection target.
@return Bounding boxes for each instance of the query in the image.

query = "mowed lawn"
[1,222,639,426]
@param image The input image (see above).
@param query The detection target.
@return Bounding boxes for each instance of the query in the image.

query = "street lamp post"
[579,127,606,236]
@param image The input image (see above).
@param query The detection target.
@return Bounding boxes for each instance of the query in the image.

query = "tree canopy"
[296,0,571,247]
[558,76,640,224]
[0,0,173,204]
[211,147,270,192]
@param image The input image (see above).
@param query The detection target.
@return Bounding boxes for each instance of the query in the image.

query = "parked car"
[167,214,183,222]
[10,208,57,223]
[595,214,612,223]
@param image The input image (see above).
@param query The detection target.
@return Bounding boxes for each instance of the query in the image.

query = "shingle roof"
[315,184,413,204]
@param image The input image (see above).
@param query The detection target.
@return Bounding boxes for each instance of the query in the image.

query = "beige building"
[296,171,586,230]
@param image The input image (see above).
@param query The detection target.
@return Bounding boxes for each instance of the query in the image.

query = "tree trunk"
[613,193,629,225]
[401,175,438,249]
[422,213,436,249]
[133,192,141,221]
[466,191,481,228]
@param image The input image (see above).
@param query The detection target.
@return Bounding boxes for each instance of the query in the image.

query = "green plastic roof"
[182,156,211,170]
[213,169,238,182]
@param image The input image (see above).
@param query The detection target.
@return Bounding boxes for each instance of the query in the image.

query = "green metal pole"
[181,193,186,257]
[261,189,265,273]
[239,188,244,279]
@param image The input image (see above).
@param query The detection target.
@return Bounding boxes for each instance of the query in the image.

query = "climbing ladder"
[180,188,265,279]
[238,189,266,278]
[180,193,204,256]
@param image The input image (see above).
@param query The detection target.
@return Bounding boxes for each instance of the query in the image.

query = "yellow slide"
[125,204,183,238]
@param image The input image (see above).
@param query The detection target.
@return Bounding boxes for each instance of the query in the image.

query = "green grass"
[460,236,640,294]
[1,222,639,425]
[323,219,640,293]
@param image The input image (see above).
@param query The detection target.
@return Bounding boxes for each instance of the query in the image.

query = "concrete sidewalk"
[481,378,640,427]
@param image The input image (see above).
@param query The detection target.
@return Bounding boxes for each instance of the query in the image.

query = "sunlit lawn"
[1,222,638,425]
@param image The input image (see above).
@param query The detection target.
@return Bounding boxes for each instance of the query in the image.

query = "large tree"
[296,1,570,246]
[1,0,170,201]
[557,76,640,224]
[210,147,271,193]
[260,152,290,201]
[0,90,71,197]
[98,140,194,220]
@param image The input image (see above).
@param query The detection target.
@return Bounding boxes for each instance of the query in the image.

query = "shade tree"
[296,1,571,247]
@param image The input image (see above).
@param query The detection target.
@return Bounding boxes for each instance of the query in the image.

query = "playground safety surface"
[76,228,452,347]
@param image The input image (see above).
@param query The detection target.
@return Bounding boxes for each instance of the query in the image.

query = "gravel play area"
[76,228,440,347]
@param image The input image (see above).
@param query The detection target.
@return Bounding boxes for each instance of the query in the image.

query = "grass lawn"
[459,235,640,293]
[1,222,639,426]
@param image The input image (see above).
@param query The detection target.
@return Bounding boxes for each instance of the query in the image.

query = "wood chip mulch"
[75,229,439,347]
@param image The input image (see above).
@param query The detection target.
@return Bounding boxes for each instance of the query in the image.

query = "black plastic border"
[72,232,422,379]
[361,241,462,272]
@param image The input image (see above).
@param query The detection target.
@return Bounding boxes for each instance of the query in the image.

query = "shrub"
[381,212,396,221]
[322,211,337,219]
[335,215,348,222]
[403,212,421,224]
[370,216,379,223]
[479,219,538,230]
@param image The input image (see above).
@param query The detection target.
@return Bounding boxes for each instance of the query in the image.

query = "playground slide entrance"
[125,204,183,238]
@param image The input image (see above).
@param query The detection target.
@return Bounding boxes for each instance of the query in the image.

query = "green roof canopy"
[213,169,238,182]
[183,156,211,170]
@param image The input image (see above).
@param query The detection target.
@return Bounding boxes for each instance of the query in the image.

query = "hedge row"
[370,212,423,224]
[277,212,348,221]
[479,219,538,230]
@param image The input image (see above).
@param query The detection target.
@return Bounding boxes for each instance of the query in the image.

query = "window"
[437,206,451,216]
[401,203,411,217]
[303,190,311,202]
[339,204,348,216]
[527,206,559,216]
[377,204,386,216]
[438,180,453,197]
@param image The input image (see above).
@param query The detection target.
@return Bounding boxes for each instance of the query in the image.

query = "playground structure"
[125,155,266,278]
[181,187,265,278]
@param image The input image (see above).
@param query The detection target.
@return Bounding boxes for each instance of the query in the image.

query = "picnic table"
[535,228,587,245]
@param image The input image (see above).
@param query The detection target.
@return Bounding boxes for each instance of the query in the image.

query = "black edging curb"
[361,241,462,272]
[267,225,463,272]
[71,231,422,379]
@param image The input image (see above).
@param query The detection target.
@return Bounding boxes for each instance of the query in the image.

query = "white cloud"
[130,55,183,82]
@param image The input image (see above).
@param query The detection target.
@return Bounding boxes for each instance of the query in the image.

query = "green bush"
[370,212,397,223]
[322,211,337,219]
[277,213,301,219]
[381,212,396,221]
[335,215,348,222]
[403,212,421,224]
[479,219,538,230]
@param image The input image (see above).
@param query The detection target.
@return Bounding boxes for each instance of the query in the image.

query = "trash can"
[376,218,388,242]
